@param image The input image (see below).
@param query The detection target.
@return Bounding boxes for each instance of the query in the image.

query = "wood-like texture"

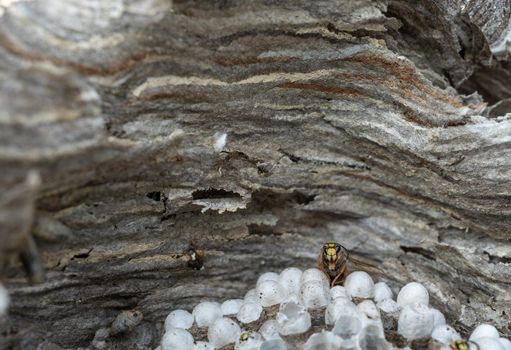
[0,0,510,348]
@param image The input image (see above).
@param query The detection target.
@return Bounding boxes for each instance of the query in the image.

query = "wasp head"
[321,242,348,275]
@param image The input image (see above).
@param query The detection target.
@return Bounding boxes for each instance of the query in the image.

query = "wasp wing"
[347,255,385,278]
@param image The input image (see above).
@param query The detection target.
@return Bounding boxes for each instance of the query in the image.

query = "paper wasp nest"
[156,268,510,350]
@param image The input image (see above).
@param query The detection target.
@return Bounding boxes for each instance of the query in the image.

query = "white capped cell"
[244,289,259,304]
[161,328,194,350]
[257,280,286,307]
[0,283,9,315]
[333,314,364,340]
[431,325,461,344]
[472,337,505,350]
[278,267,302,296]
[300,268,329,287]
[344,271,375,299]
[285,293,301,304]
[235,331,264,350]
[330,286,349,301]
[397,303,434,340]
[374,282,393,303]
[260,339,291,350]
[164,309,193,331]
[237,302,263,324]
[192,301,223,327]
[299,280,330,309]
[357,300,381,321]
[194,341,214,350]
[397,282,429,308]
[430,308,446,328]
[222,299,244,316]
[469,324,500,341]
[276,301,311,336]
[257,272,280,286]
[260,320,281,340]
[325,298,358,325]
[498,338,511,350]
[377,299,399,314]
[303,331,343,350]
[359,323,391,350]
[207,317,241,348]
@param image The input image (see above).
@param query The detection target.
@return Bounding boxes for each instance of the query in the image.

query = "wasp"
[317,242,383,287]
[450,340,479,350]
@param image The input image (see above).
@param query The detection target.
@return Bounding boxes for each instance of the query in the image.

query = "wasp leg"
[342,266,349,281]
[330,266,350,287]
[19,235,44,284]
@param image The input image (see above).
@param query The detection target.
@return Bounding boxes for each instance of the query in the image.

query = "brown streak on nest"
[333,71,468,128]
[139,91,213,102]
[214,55,297,66]
[344,54,463,109]
[280,82,363,97]
[0,32,156,76]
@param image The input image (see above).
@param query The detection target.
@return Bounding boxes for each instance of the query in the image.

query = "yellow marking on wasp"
[327,247,337,256]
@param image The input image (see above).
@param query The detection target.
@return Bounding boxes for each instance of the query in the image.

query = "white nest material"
[192,301,222,327]
[344,271,375,299]
[235,331,264,350]
[396,282,429,308]
[213,132,227,152]
[193,341,214,350]
[397,303,434,340]
[278,267,302,296]
[376,299,398,314]
[221,299,244,316]
[256,279,286,307]
[472,337,505,350]
[161,328,194,350]
[237,302,263,323]
[276,301,311,335]
[469,324,500,340]
[164,309,193,331]
[299,280,330,308]
[325,298,358,326]
[0,283,9,316]
[157,267,509,350]
[207,317,241,348]
[330,285,349,300]
[300,268,329,286]
[244,289,259,304]
[259,319,281,340]
[373,282,393,303]
[431,324,461,344]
